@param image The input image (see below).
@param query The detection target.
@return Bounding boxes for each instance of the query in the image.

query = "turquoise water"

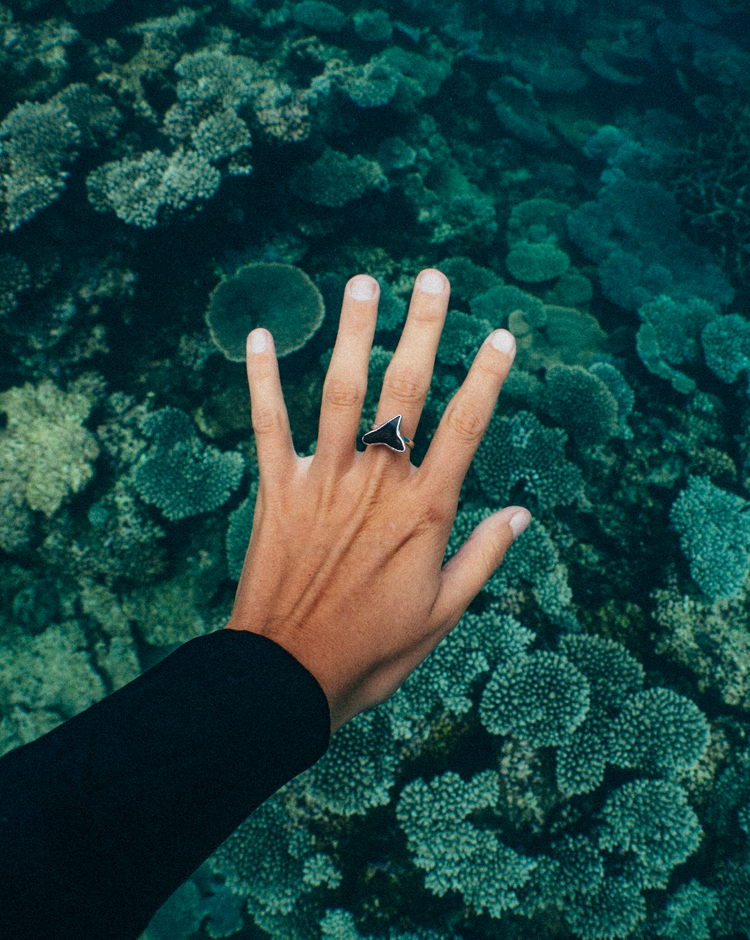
[1,0,750,937]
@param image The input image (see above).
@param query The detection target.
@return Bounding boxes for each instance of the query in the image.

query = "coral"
[206,263,325,360]
[608,687,710,778]
[251,81,311,142]
[97,13,198,123]
[488,77,556,148]
[588,362,634,439]
[293,1,346,32]
[123,571,207,648]
[55,83,122,147]
[353,10,392,43]
[636,294,721,394]
[133,407,244,522]
[508,304,608,371]
[370,46,451,112]
[1,12,79,100]
[0,252,30,318]
[383,610,493,742]
[506,242,570,283]
[396,771,536,916]
[701,312,750,386]
[209,793,334,921]
[299,709,398,815]
[291,149,386,207]
[540,365,621,447]
[567,170,734,311]
[598,779,702,889]
[479,651,590,747]
[670,475,750,600]
[652,585,750,709]
[144,864,244,940]
[0,97,80,232]
[87,148,221,229]
[473,410,586,514]
[439,257,503,303]
[0,620,106,755]
[436,309,492,369]
[656,880,718,940]
[226,492,257,581]
[0,375,102,551]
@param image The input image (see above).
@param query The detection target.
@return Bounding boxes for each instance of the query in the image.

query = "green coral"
[636,294,721,394]
[87,147,221,229]
[540,365,621,447]
[0,97,79,232]
[670,475,750,600]
[652,585,750,709]
[479,651,590,747]
[701,312,750,386]
[133,407,244,522]
[291,149,386,207]
[396,770,536,916]
[299,709,398,815]
[506,242,571,284]
[0,620,105,756]
[598,779,703,889]
[207,263,325,360]
[473,410,586,513]
[0,375,103,552]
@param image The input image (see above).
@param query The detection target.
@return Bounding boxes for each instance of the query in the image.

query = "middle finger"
[369,269,450,453]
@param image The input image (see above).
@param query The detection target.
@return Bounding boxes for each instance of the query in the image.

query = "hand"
[226,269,530,733]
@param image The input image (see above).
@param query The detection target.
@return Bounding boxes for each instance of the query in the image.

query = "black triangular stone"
[362,415,406,452]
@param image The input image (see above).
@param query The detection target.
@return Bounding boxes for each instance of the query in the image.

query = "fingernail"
[509,510,531,539]
[249,329,267,353]
[418,270,445,294]
[491,329,515,353]
[349,275,377,301]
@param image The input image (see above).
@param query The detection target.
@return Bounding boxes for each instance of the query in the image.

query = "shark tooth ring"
[361,415,414,453]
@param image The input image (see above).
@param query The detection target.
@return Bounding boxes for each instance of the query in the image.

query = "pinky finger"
[430,507,531,633]
[246,328,297,482]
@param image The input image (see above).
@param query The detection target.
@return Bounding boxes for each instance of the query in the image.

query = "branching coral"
[396,771,536,916]
[473,410,586,513]
[133,407,244,522]
[670,475,750,600]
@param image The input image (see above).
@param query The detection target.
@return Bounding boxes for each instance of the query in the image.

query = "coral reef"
[1,0,750,937]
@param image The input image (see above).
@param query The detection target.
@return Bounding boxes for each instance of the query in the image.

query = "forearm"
[0,630,330,940]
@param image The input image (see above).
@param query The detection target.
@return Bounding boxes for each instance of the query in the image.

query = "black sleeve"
[0,629,331,940]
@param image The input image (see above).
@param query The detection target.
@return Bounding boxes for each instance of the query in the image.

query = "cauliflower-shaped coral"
[0,375,102,551]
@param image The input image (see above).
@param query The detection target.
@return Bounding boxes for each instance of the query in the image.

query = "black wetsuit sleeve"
[0,629,331,940]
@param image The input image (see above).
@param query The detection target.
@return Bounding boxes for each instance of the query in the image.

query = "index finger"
[418,329,516,501]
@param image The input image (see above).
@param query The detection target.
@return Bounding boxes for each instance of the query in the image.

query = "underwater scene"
[1,0,750,937]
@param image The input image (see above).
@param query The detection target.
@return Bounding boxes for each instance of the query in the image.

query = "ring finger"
[370,269,450,455]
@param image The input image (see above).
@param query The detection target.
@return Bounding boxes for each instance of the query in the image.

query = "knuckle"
[252,406,283,436]
[385,369,428,404]
[324,375,364,409]
[445,400,487,443]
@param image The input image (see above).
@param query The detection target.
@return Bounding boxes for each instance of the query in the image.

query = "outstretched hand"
[226,269,530,733]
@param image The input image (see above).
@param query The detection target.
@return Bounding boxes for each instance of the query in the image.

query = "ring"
[362,415,414,453]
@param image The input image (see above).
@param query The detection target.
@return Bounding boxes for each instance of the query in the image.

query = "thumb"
[433,506,531,627]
